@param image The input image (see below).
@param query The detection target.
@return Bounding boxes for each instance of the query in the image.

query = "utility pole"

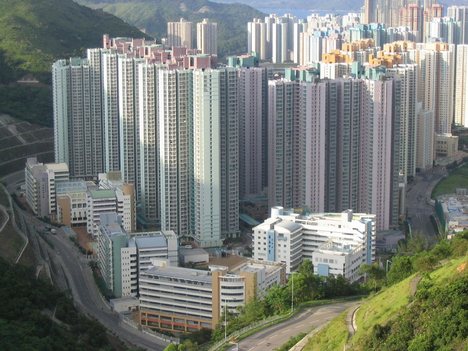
[291,273,294,313]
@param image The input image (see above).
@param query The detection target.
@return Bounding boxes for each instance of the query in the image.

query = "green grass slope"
[76,0,265,58]
[0,0,149,83]
[432,163,468,199]
[305,236,468,351]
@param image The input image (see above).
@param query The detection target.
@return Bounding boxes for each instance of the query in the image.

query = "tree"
[360,263,386,291]
[413,253,438,272]
[264,285,289,314]
[387,256,413,285]
[298,259,314,279]
[287,272,309,306]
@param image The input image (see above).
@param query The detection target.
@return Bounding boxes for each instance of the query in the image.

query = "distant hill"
[215,0,467,12]
[75,0,265,58]
[0,0,149,83]
[0,0,149,126]
[212,0,363,11]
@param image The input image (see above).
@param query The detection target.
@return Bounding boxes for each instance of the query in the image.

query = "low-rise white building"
[253,207,376,281]
[25,157,69,218]
[87,172,136,236]
[56,180,91,226]
[97,213,178,298]
[437,190,468,236]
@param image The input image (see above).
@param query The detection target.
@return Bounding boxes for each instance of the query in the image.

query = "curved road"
[2,171,168,351]
[47,228,168,351]
[231,301,358,351]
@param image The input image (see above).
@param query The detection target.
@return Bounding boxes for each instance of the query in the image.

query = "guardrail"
[208,297,363,351]
[208,313,287,351]
[121,314,180,345]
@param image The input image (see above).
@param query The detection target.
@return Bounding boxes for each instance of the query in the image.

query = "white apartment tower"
[360,77,401,231]
[102,51,120,172]
[267,79,296,209]
[455,45,468,127]
[267,75,400,231]
[193,70,222,247]
[219,68,240,239]
[238,67,265,197]
[118,57,140,186]
[197,19,218,56]
[414,43,455,134]
[158,69,193,239]
[52,58,104,178]
[136,62,160,225]
[416,108,435,171]
[387,65,418,178]
[248,19,267,60]
[167,18,193,49]
[447,6,468,44]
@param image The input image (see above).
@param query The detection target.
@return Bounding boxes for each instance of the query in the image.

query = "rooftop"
[276,221,302,232]
[135,235,167,249]
[143,265,213,283]
[89,189,116,200]
[56,180,88,194]
[180,247,209,257]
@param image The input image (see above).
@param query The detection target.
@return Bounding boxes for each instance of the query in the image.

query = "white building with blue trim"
[253,207,376,282]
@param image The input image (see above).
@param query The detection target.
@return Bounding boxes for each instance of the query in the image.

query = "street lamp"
[386,259,392,273]
[224,298,228,342]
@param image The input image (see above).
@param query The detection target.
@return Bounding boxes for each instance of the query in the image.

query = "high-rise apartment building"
[267,79,296,210]
[158,69,193,239]
[136,62,160,226]
[414,42,455,134]
[237,66,266,197]
[455,45,468,127]
[447,6,468,44]
[359,76,401,231]
[219,68,240,240]
[400,4,424,42]
[416,107,435,171]
[167,18,193,49]
[102,50,121,172]
[267,73,400,230]
[118,57,140,187]
[197,19,218,56]
[387,65,418,178]
[248,19,267,60]
[52,58,104,178]
[192,69,222,247]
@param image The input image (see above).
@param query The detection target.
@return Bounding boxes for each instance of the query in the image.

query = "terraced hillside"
[0,114,54,177]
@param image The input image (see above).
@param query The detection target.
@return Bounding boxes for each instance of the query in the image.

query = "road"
[406,167,447,243]
[1,171,168,351]
[231,301,358,351]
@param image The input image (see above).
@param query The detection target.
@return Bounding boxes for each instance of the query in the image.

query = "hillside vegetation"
[0,258,134,350]
[0,0,148,83]
[304,233,468,351]
[75,0,264,58]
[0,0,148,126]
